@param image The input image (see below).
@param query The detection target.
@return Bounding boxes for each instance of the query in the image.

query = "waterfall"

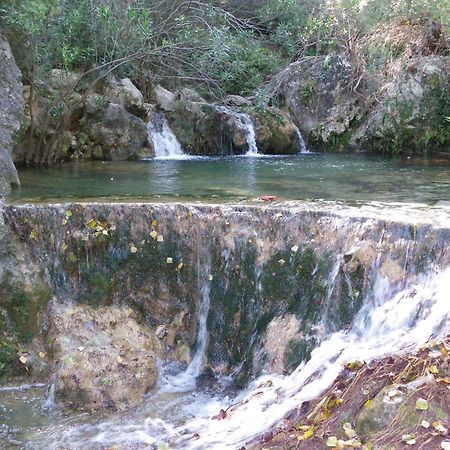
[239,113,259,155]
[175,265,450,448]
[147,112,185,159]
[296,129,309,153]
[4,203,450,450]
[159,255,212,393]
[215,106,259,155]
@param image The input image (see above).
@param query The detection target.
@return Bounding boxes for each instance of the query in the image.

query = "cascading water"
[21,262,448,450]
[147,112,186,159]
[239,113,259,156]
[2,202,450,450]
[160,255,212,393]
[215,106,259,155]
[296,129,309,153]
[173,265,450,449]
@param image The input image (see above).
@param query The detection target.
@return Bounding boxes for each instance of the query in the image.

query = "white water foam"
[147,113,186,159]
[173,265,450,449]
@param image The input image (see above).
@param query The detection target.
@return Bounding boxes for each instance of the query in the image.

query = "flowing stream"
[2,155,450,449]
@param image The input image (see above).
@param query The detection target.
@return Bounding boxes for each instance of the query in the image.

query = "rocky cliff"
[0,32,23,194]
[269,21,450,154]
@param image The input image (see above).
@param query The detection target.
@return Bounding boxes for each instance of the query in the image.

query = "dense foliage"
[1,0,448,98]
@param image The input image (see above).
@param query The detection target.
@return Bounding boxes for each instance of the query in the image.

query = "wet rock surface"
[3,201,449,389]
[0,204,51,380]
[49,304,161,411]
[260,315,302,374]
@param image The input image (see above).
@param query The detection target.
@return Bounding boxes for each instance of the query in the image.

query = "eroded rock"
[100,76,147,118]
[49,304,162,411]
[83,101,151,160]
[262,315,301,373]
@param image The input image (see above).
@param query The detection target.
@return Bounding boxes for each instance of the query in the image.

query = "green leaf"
[415,398,429,411]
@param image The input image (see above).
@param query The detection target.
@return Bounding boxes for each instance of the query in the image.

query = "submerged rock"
[49,304,162,411]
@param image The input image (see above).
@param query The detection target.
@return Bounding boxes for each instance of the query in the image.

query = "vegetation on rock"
[1,0,448,158]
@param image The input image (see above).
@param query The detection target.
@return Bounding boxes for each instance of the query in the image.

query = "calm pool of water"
[7,153,450,204]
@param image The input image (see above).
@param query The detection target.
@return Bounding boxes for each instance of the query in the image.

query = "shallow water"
[8,153,450,204]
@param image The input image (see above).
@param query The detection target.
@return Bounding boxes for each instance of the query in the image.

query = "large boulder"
[49,304,162,411]
[99,76,147,118]
[352,56,450,153]
[166,100,249,155]
[269,53,362,151]
[271,21,450,154]
[253,109,301,155]
[0,33,23,193]
[81,98,152,160]
[154,85,175,112]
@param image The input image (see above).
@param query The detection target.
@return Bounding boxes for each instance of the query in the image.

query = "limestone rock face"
[0,206,51,380]
[83,101,151,160]
[0,33,23,193]
[272,40,449,153]
[351,56,450,153]
[49,305,162,411]
[270,54,360,151]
